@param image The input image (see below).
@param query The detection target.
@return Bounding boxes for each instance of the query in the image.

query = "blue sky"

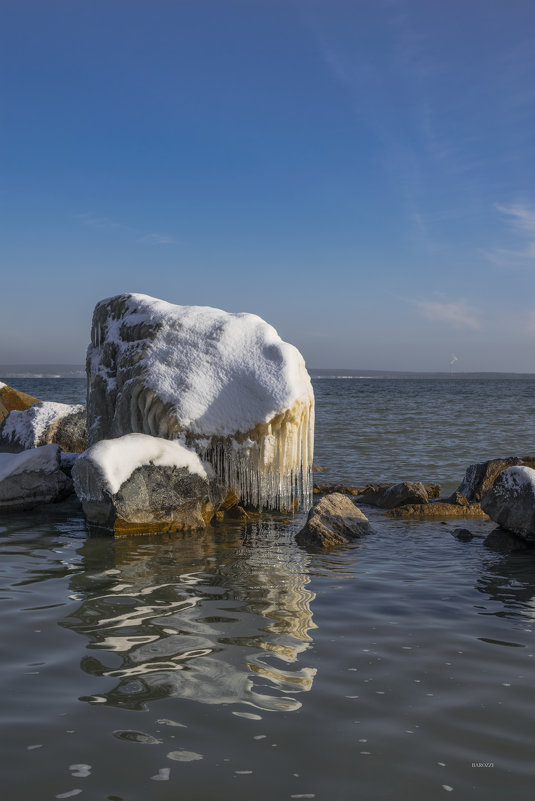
[2,0,535,371]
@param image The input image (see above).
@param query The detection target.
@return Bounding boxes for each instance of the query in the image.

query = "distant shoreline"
[1,364,535,380]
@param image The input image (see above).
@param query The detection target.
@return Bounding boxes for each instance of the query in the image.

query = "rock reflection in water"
[477,550,535,620]
[61,522,317,712]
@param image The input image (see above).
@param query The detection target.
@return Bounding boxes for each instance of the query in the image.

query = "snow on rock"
[0,401,87,453]
[0,383,40,425]
[481,466,535,540]
[72,433,221,534]
[86,293,314,511]
[0,444,72,510]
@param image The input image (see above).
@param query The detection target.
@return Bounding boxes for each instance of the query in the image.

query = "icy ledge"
[87,293,314,511]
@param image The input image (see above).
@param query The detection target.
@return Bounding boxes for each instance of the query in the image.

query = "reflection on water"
[477,549,535,621]
[61,522,317,713]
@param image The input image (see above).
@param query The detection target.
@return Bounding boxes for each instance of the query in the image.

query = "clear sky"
[2,0,535,371]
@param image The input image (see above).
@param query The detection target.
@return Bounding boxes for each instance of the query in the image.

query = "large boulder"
[0,444,72,510]
[0,382,39,425]
[0,401,87,453]
[86,293,314,511]
[356,481,429,509]
[72,433,223,534]
[480,466,535,541]
[296,493,371,549]
[454,457,535,503]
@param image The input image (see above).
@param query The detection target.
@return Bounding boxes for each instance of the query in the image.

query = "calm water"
[1,377,535,800]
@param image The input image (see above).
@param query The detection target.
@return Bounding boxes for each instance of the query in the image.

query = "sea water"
[1,376,535,800]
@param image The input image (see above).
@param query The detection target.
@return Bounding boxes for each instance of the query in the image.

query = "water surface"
[1,377,535,800]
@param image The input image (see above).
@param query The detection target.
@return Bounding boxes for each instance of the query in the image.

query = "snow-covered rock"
[481,466,535,540]
[86,293,314,511]
[454,456,535,502]
[0,444,72,510]
[0,401,87,453]
[72,433,223,534]
[0,382,40,425]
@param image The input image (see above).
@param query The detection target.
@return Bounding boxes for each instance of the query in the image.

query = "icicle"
[192,398,314,513]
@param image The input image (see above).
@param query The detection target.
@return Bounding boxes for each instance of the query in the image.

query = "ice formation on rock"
[87,293,314,511]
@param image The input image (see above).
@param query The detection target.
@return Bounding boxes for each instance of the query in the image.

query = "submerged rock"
[386,502,489,520]
[0,444,72,510]
[296,493,371,549]
[481,466,535,540]
[86,293,314,512]
[72,433,222,534]
[454,456,535,503]
[0,382,40,425]
[451,527,473,541]
[0,401,87,453]
[356,481,429,509]
[483,528,531,553]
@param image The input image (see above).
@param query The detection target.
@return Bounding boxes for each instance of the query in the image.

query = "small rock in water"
[451,528,473,541]
[296,493,371,549]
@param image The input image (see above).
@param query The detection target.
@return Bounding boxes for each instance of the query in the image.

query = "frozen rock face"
[481,466,535,540]
[0,401,87,453]
[86,293,314,511]
[72,433,223,534]
[0,444,72,510]
[296,493,371,549]
[0,382,40,425]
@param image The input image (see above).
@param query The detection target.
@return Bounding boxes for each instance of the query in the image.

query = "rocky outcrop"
[0,402,87,453]
[453,457,535,503]
[356,481,429,509]
[0,444,72,510]
[0,382,40,425]
[386,502,489,520]
[296,493,371,548]
[85,293,314,512]
[72,433,223,534]
[480,466,535,540]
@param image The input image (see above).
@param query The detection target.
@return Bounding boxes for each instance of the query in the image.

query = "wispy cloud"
[76,213,126,230]
[76,213,176,246]
[138,233,175,245]
[495,203,535,236]
[416,298,482,330]
[486,203,535,264]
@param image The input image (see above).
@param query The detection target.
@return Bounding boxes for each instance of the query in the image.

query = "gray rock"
[0,444,72,510]
[483,528,530,552]
[296,493,371,549]
[0,402,87,453]
[72,434,223,534]
[356,481,429,509]
[455,456,535,503]
[451,527,473,541]
[480,466,535,541]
